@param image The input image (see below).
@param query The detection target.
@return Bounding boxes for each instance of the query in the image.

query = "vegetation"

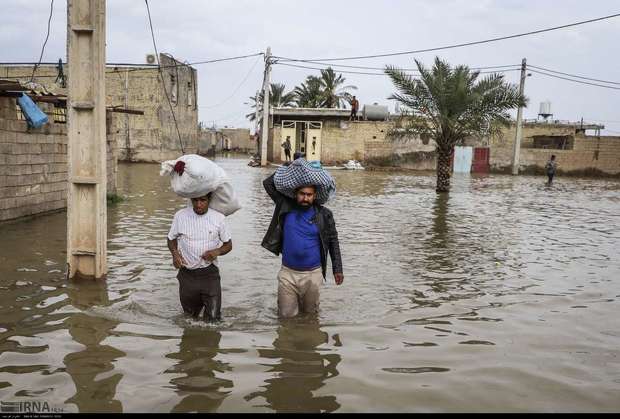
[385,57,527,192]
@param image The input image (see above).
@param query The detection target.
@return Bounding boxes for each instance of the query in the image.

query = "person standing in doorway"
[545,155,558,185]
[261,174,344,318]
[282,136,292,162]
[349,96,359,121]
[167,193,233,322]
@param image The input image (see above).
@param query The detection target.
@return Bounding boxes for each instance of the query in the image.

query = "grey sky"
[2,0,619,134]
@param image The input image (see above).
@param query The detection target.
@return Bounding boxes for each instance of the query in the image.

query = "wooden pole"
[67,0,107,279]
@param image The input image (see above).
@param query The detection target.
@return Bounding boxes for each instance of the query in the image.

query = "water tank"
[538,101,552,117]
[362,104,389,121]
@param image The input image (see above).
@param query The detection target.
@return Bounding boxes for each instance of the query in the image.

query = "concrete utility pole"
[512,58,527,175]
[254,90,260,154]
[66,0,107,279]
[260,47,271,166]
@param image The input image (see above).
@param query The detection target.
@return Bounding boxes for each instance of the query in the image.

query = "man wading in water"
[167,193,232,322]
[262,174,344,318]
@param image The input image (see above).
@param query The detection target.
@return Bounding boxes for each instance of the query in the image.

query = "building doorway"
[281,120,323,162]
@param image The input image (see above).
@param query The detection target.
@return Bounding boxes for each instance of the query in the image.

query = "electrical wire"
[276,12,620,62]
[276,62,522,76]
[528,69,620,90]
[200,54,262,109]
[529,64,620,86]
[144,0,184,153]
[274,56,520,72]
[31,0,55,82]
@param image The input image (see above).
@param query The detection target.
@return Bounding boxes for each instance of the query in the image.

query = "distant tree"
[319,67,357,108]
[245,83,296,121]
[294,76,324,107]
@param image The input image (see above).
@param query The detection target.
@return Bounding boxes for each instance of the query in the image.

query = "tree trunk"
[436,146,453,193]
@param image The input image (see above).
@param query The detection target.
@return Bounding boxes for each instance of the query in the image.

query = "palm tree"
[294,75,323,108]
[245,83,296,121]
[319,67,357,108]
[385,57,527,193]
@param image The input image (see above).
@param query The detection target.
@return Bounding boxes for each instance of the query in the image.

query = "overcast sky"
[2,0,619,134]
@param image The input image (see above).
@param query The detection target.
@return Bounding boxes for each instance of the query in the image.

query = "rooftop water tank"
[362,103,389,121]
[538,101,552,119]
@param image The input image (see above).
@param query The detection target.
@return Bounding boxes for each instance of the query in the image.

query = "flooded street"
[1,155,619,413]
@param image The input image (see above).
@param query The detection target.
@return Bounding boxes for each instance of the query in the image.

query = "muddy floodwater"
[1,155,619,413]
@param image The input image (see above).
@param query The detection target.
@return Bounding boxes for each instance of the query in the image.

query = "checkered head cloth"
[273,159,336,204]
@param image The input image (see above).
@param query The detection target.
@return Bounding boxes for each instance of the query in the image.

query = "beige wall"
[490,123,620,175]
[221,128,252,152]
[1,55,199,163]
[0,97,116,223]
[270,119,436,169]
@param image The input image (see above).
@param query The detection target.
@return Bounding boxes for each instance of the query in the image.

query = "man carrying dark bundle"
[261,162,344,318]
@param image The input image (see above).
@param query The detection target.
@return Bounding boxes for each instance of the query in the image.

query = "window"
[52,103,67,123]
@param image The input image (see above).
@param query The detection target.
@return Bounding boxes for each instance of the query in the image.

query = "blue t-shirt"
[282,206,321,270]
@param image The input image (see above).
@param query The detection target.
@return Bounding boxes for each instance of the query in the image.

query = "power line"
[144,0,184,153]
[276,62,522,77]
[528,68,620,90]
[200,54,262,109]
[276,62,387,76]
[279,12,620,62]
[274,56,520,72]
[529,64,620,86]
[31,0,55,82]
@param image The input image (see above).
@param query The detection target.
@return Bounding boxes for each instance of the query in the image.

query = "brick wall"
[490,123,620,175]
[0,97,116,222]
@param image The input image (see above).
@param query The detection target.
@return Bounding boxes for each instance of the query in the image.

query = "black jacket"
[261,173,343,280]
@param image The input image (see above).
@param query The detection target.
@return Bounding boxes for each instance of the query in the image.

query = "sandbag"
[160,154,241,216]
[274,158,336,205]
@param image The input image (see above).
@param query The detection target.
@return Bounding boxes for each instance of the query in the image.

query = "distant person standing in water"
[545,155,558,185]
[282,136,292,162]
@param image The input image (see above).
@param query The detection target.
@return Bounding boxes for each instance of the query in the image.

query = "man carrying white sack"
[167,191,232,322]
[161,155,240,323]
[261,158,344,318]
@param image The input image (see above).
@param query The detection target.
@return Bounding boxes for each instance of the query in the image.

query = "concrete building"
[267,107,620,176]
[0,53,199,163]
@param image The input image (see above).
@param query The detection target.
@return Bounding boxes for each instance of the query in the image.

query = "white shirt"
[167,207,232,270]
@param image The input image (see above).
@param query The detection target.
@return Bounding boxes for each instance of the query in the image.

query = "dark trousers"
[547,173,555,184]
[284,149,291,160]
[176,264,222,322]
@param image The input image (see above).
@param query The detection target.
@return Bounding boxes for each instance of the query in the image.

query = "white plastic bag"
[160,154,241,216]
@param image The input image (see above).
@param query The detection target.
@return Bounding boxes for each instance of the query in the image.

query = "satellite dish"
[146,54,156,64]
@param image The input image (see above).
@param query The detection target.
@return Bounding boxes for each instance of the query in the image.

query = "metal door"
[453,146,473,173]
[306,121,322,162]
[472,147,490,173]
[280,121,296,162]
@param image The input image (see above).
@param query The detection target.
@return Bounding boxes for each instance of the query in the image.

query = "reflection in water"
[427,193,452,272]
[1,157,620,412]
[63,280,124,413]
[246,319,340,413]
[165,328,233,413]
